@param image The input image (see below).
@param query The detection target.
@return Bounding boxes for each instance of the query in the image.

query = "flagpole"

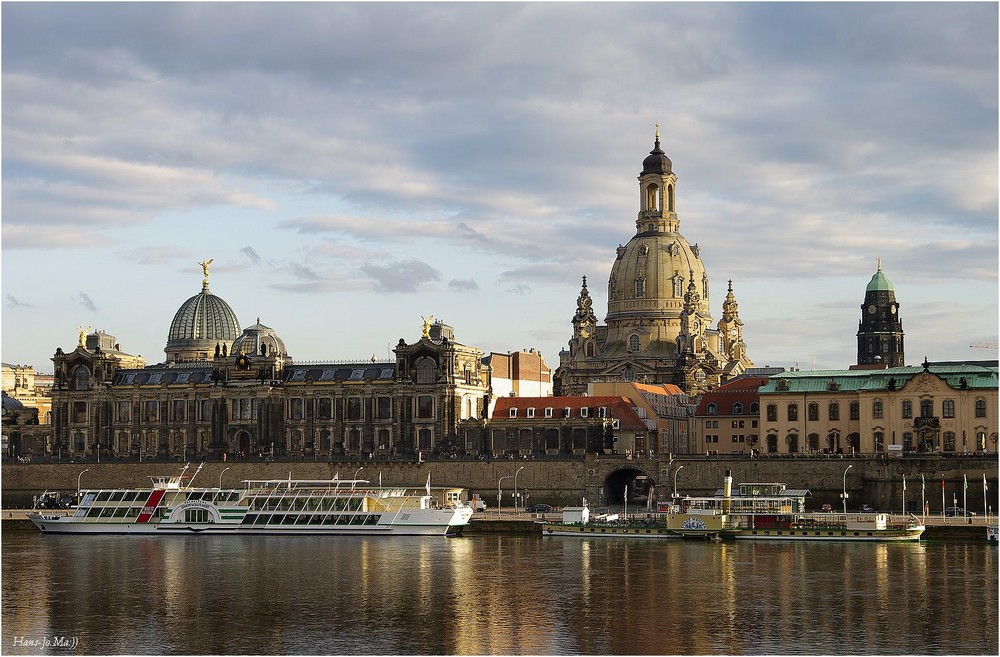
[985,473,989,520]
[901,475,906,516]
[963,474,968,519]
[941,477,945,517]
[921,474,926,522]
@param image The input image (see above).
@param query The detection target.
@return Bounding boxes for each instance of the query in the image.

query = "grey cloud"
[360,259,442,294]
[5,295,31,308]
[240,246,262,266]
[448,279,479,292]
[78,292,97,312]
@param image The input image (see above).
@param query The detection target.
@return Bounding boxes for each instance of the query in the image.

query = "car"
[945,506,966,517]
[860,504,876,513]
[525,504,553,514]
[821,504,833,512]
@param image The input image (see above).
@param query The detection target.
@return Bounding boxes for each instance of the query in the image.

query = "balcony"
[913,416,940,429]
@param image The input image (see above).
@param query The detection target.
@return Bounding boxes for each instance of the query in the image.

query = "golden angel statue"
[421,315,434,338]
[76,325,91,348]
[198,258,213,286]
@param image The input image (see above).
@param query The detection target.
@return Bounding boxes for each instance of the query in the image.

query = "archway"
[604,467,657,507]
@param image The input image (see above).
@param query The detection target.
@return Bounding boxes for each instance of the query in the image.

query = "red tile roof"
[491,396,646,429]
[695,377,768,415]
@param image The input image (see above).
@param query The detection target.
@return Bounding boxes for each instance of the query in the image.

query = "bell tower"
[857,259,904,367]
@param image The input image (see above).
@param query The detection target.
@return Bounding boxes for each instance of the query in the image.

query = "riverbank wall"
[3,454,996,514]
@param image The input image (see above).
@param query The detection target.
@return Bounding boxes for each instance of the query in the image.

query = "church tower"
[554,127,753,396]
[857,260,904,367]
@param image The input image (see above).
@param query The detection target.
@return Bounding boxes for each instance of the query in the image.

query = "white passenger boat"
[28,465,473,536]
[666,471,925,542]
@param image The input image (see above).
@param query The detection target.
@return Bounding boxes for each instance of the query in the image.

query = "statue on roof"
[421,315,434,338]
[198,258,213,287]
[76,325,90,348]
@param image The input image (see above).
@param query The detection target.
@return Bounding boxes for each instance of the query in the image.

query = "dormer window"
[509,408,517,418]
[526,407,535,418]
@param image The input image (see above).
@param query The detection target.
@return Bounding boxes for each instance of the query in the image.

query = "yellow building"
[758,361,998,454]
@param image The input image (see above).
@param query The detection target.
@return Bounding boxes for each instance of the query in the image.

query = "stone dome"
[165,281,241,362]
[231,319,287,358]
[641,136,672,175]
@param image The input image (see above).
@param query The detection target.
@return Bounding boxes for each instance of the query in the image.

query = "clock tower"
[857,260,904,367]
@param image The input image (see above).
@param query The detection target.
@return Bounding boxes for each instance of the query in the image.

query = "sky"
[2,2,998,376]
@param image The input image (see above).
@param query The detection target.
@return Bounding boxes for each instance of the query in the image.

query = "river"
[2,531,996,655]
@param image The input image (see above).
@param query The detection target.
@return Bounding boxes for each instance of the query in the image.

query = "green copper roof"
[866,263,894,292]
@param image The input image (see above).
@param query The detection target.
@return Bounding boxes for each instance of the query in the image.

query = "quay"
[3,507,992,541]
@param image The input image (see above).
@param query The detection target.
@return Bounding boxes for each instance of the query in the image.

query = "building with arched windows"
[555,128,754,397]
[47,266,495,461]
[758,360,997,455]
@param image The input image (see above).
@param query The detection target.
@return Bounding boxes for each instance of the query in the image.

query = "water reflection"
[1,533,996,655]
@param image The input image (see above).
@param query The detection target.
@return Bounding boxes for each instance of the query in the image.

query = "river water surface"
[2,531,996,655]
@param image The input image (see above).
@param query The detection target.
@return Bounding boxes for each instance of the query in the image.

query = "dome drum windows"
[628,335,641,352]
[635,278,646,298]
[645,184,661,212]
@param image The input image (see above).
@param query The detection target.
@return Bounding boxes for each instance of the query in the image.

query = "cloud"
[240,246,262,266]
[448,278,479,292]
[359,259,442,293]
[4,295,32,308]
[78,292,97,312]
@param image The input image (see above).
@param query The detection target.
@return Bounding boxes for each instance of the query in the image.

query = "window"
[808,403,819,421]
[200,399,212,422]
[920,400,933,418]
[902,400,912,419]
[116,401,131,423]
[943,431,956,452]
[975,399,987,418]
[144,400,158,422]
[376,397,392,420]
[415,358,437,384]
[942,399,955,418]
[544,407,553,418]
[173,399,187,422]
[318,398,332,420]
[417,396,433,419]
[787,404,798,422]
[597,406,607,418]
[346,397,363,421]
[291,398,304,420]
[349,369,365,381]
[73,367,91,391]
[509,408,517,418]
[733,403,743,415]
[766,404,777,422]
[829,403,839,421]
[628,335,641,352]
[635,278,646,298]
[527,408,535,418]
[873,431,884,451]
[902,432,913,451]
[72,401,88,423]
[581,407,589,418]
[872,401,883,419]
[706,403,717,415]
[850,401,860,421]
[750,402,759,415]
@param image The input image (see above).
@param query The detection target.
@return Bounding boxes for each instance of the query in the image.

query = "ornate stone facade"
[857,260,905,367]
[556,129,753,396]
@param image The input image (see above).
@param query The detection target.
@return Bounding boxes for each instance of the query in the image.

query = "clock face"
[868,305,877,314]
[730,327,738,337]
[890,305,897,314]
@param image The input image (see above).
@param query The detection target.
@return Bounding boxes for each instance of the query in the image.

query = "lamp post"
[673,465,684,501]
[842,464,853,514]
[498,474,513,517]
[219,466,231,489]
[513,466,525,514]
[77,468,90,502]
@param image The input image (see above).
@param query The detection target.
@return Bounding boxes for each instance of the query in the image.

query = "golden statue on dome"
[198,258,213,287]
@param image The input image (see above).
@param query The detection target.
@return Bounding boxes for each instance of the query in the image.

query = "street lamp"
[673,465,684,501]
[77,468,90,502]
[219,466,231,489]
[498,474,513,517]
[513,466,525,514]
[842,464,853,514]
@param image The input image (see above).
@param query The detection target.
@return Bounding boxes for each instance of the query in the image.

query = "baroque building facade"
[555,129,753,397]
[48,265,495,461]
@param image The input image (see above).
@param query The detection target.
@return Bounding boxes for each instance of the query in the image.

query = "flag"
[942,478,945,491]
[426,472,431,496]
[902,476,906,491]
[964,474,968,492]
[985,473,989,492]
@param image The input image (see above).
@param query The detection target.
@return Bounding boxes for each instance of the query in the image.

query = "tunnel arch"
[603,466,658,506]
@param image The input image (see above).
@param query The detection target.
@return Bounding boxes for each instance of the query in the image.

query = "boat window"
[95,492,112,502]
[187,491,203,501]
[113,508,129,518]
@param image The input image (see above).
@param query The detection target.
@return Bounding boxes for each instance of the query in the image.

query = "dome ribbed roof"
[165,283,241,359]
[231,319,287,358]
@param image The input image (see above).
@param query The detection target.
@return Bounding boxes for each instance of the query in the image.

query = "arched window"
[415,357,437,384]
[732,402,744,415]
[673,277,684,297]
[829,402,839,421]
[585,341,596,358]
[706,403,717,416]
[850,401,860,420]
[902,400,912,419]
[976,399,987,417]
[645,183,659,211]
[808,403,819,421]
[667,185,674,211]
[943,431,956,452]
[750,402,760,414]
[872,401,883,419]
[73,367,91,391]
[628,335,640,352]
[766,404,777,422]
[787,403,798,422]
[920,400,933,418]
[635,278,646,298]
[942,399,955,418]
[873,431,884,451]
